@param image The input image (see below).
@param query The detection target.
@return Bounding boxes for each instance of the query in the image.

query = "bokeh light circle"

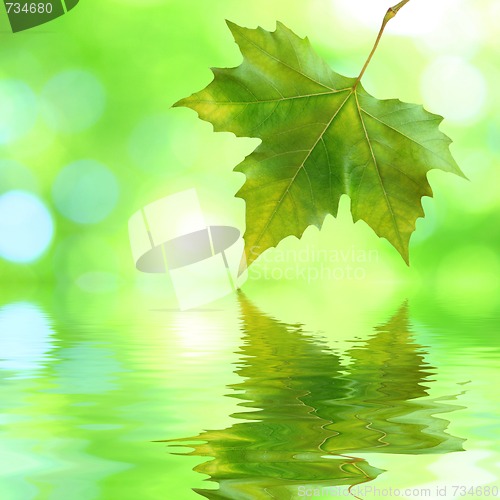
[419,0,483,57]
[0,302,55,377]
[0,80,37,145]
[332,0,482,55]
[41,70,106,133]
[52,160,119,224]
[332,0,438,36]
[421,57,487,124]
[0,191,54,263]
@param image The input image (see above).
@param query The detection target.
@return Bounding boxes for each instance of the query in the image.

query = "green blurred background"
[0,0,498,307]
[1,2,500,498]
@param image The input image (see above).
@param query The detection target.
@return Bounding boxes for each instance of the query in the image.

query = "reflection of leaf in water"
[314,304,466,455]
[164,296,464,499]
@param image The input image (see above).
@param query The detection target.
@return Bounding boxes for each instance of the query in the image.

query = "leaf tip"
[397,244,411,267]
[225,19,240,35]
[171,97,185,109]
[275,20,303,40]
[456,167,470,181]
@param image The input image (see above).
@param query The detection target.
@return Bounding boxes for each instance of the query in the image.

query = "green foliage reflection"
[166,297,464,499]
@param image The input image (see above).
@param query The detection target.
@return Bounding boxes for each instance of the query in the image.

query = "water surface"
[0,289,499,499]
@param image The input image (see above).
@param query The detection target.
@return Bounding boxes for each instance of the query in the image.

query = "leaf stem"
[353,0,412,90]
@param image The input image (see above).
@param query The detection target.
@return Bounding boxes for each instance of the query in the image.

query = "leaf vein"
[355,92,404,251]
[251,90,353,248]
[234,27,336,92]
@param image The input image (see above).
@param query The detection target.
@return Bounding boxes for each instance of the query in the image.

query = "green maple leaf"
[175,20,465,267]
